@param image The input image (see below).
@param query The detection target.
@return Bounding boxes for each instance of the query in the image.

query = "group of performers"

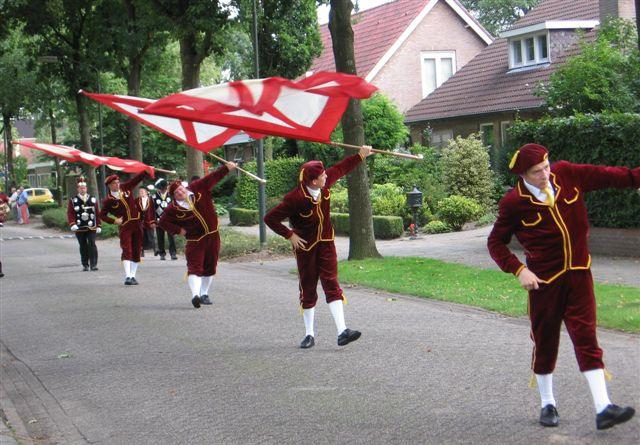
[63,142,636,431]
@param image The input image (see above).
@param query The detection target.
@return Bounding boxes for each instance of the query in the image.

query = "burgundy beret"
[509,143,549,174]
[104,174,119,186]
[168,180,183,197]
[299,160,325,184]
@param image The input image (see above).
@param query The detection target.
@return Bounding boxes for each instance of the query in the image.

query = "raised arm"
[325,153,365,189]
[191,165,230,193]
[121,172,148,192]
[557,161,640,193]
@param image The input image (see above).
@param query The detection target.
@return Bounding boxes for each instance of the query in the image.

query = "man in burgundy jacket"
[264,146,372,349]
[100,171,150,285]
[159,161,235,308]
[488,143,638,430]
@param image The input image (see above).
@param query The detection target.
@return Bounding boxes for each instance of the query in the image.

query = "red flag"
[12,141,155,177]
[81,91,263,152]
[141,71,378,143]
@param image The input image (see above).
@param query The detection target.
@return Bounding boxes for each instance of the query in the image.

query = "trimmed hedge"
[42,207,118,238]
[330,213,404,239]
[229,207,259,226]
[235,157,305,210]
[29,202,58,214]
[507,113,640,228]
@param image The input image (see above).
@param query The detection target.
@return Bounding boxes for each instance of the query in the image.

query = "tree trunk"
[127,58,143,163]
[2,113,13,187]
[75,93,99,197]
[180,35,204,180]
[48,108,64,206]
[329,0,381,259]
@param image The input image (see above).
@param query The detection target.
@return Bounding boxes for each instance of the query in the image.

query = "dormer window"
[509,32,549,68]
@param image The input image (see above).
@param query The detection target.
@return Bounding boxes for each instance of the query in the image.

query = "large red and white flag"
[141,71,378,143]
[80,91,262,152]
[12,141,155,177]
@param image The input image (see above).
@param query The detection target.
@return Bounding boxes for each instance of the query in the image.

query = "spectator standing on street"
[16,186,29,224]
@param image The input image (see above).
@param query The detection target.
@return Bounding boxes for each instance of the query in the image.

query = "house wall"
[599,0,637,21]
[371,0,488,113]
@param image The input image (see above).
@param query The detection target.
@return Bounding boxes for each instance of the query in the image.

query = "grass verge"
[338,257,640,333]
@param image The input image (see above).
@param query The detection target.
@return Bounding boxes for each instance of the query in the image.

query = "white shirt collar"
[523,178,554,203]
[110,190,120,199]
[306,186,321,201]
[176,191,194,209]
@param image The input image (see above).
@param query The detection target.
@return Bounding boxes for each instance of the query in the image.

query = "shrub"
[215,204,228,216]
[42,207,118,238]
[234,157,304,209]
[440,134,494,209]
[229,207,259,226]
[423,220,451,234]
[330,213,403,239]
[329,186,349,213]
[29,202,58,214]
[370,183,406,217]
[436,195,483,231]
[507,113,640,227]
[218,227,290,259]
[212,174,237,198]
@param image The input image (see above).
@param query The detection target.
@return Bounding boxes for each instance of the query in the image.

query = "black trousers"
[142,228,156,251]
[155,226,176,256]
[75,230,98,268]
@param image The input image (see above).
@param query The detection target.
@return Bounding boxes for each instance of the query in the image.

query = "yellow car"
[23,187,55,204]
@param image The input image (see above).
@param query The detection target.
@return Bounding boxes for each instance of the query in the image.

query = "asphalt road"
[1,222,638,444]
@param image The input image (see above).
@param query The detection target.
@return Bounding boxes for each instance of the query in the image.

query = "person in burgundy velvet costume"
[159,161,235,309]
[488,143,638,429]
[100,172,150,285]
[265,145,373,349]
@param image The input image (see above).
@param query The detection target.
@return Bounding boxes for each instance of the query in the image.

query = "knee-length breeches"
[185,232,220,276]
[119,222,143,262]
[528,269,604,374]
[294,241,344,309]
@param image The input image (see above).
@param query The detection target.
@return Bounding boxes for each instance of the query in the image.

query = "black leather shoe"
[141,250,145,257]
[337,329,361,346]
[90,266,98,271]
[596,404,635,430]
[539,404,559,427]
[131,277,139,285]
[170,254,178,260]
[160,254,166,261]
[124,277,133,285]
[191,296,201,308]
[200,295,212,305]
[300,335,315,349]
[82,266,89,271]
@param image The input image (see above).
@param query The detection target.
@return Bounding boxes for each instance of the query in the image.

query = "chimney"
[599,0,637,22]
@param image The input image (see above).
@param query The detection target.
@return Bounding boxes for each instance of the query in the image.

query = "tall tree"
[460,0,540,36]
[151,0,230,179]
[328,0,380,259]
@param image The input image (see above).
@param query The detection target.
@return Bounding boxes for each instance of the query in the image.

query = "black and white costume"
[152,181,177,260]
[67,191,100,270]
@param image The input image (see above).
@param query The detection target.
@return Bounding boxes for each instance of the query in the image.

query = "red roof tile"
[310,0,431,77]
[405,0,600,122]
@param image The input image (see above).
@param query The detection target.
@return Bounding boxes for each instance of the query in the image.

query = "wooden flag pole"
[154,167,177,174]
[330,141,423,161]
[208,152,267,184]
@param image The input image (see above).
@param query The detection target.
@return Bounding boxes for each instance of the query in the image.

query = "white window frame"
[27,174,38,187]
[479,123,494,149]
[508,32,549,69]
[420,51,457,98]
[500,121,512,146]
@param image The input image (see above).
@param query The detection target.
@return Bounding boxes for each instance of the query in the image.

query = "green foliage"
[12,156,28,186]
[506,113,640,228]
[423,220,451,234]
[218,227,290,259]
[329,186,349,213]
[42,207,66,228]
[234,157,304,209]
[0,25,36,118]
[229,207,259,226]
[459,0,541,35]
[536,20,640,116]
[370,183,406,217]
[436,195,483,231]
[212,174,237,198]
[361,93,409,149]
[330,213,404,239]
[28,202,58,214]
[440,135,494,209]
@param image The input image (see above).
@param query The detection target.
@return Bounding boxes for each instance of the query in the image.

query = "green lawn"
[338,257,640,333]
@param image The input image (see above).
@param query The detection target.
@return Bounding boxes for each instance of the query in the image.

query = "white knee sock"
[200,276,213,296]
[535,373,556,408]
[130,262,138,278]
[328,300,347,334]
[303,308,315,337]
[583,369,612,414]
[123,260,131,278]
[188,275,202,298]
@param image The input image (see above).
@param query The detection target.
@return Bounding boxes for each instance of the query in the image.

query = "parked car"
[23,187,55,204]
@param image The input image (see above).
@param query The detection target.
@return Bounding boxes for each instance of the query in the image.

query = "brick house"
[309,0,493,113]
[404,0,637,158]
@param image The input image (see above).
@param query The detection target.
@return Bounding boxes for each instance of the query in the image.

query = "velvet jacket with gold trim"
[158,165,229,242]
[488,161,640,283]
[264,153,364,251]
[100,172,147,226]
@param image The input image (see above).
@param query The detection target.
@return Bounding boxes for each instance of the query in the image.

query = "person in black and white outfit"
[67,177,101,271]
[152,179,177,260]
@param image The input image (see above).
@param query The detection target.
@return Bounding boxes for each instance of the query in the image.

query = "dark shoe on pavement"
[83,266,89,271]
[90,266,99,271]
[141,250,145,257]
[160,254,166,261]
[596,404,635,430]
[539,404,559,427]
[200,295,212,305]
[191,296,201,308]
[131,277,139,285]
[124,277,133,285]
[337,329,361,346]
[300,335,315,349]
[170,254,178,260]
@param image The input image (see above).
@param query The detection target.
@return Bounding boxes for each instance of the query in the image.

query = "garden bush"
[42,207,118,238]
[229,207,259,226]
[234,157,304,210]
[29,202,58,214]
[436,195,483,231]
[330,213,404,239]
[423,220,451,234]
